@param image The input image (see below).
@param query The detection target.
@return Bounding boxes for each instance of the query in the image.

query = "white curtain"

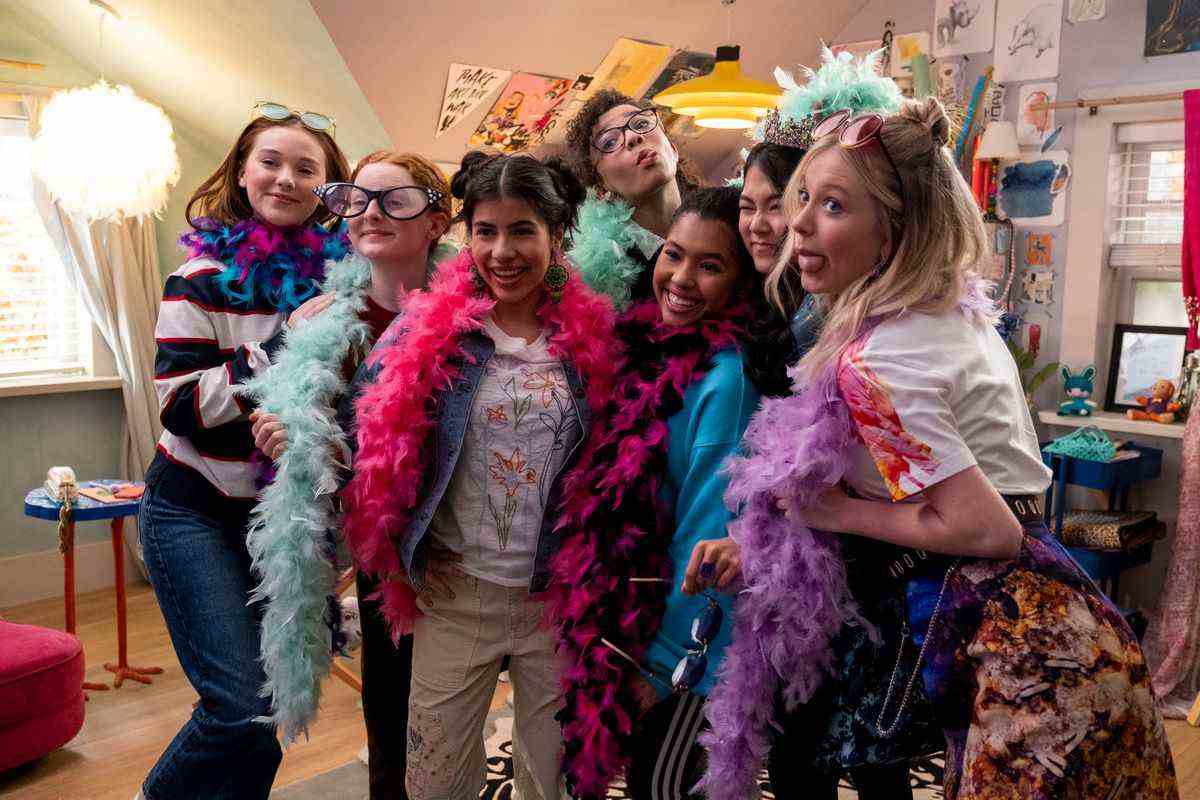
[23,95,163,576]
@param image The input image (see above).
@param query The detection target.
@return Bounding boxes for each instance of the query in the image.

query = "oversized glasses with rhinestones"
[812,109,904,193]
[312,183,445,221]
[591,108,661,155]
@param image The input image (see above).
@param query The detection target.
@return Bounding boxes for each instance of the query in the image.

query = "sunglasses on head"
[252,101,337,138]
[600,582,725,694]
[812,108,903,192]
[313,182,445,221]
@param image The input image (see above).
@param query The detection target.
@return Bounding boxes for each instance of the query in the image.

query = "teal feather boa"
[568,190,660,311]
[239,243,455,743]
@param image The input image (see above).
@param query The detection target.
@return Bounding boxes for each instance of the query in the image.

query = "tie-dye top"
[836,309,1051,503]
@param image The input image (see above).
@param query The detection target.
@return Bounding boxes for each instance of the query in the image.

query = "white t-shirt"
[836,309,1052,503]
[430,316,583,586]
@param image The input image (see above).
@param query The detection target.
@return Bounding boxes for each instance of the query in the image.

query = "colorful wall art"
[642,50,715,103]
[468,72,572,153]
[934,0,997,57]
[993,0,1064,82]
[582,38,672,101]
[1017,82,1057,146]
[1145,0,1200,57]
[890,31,932,78]
[998,150,1071,226]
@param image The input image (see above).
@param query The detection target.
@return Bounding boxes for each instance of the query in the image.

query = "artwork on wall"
[936,56,967,106]
[1145,0,1200,57]
[830,39,887,73]
[1021,270,1056,305]
[993,0,1064,82]
[1017,82,1057,146]
[984,83,1008,124]
[890,31,932,78]
[934,0,996,56]
[541,75,593,145]
[435,64,511,139]
[1023,231,1055,266]
[581,37,672,102]
[467,73,572,153]
[641,50,716,103]
[998,149,1071,226]
[1104,324,1189,411]
[1067,0,1105,23]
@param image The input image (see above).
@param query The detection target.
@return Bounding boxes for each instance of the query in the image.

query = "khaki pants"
[406,572,565,800]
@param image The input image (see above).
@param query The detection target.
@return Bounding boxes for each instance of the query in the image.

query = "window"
[1107,121,1186,328]
[0,114,89,378]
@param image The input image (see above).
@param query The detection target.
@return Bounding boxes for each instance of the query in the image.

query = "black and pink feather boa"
[545,300,749,799]
[341,249,619,638]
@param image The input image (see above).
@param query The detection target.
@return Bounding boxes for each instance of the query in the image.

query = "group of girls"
[138,47,1179,800]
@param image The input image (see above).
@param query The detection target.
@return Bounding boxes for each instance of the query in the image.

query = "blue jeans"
[138,456,282,799]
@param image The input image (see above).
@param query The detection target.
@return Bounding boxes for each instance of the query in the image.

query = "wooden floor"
[2,582,1200,799]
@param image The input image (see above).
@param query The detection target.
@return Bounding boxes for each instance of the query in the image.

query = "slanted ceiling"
[2,0,871,177]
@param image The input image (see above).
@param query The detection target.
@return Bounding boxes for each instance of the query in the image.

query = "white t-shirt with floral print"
[430,315,583,586]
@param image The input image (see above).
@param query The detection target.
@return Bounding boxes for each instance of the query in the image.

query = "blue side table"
[23,479,163,689]
[1041,443,1164,600]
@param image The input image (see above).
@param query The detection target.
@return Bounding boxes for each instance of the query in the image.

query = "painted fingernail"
[699,562,715,579]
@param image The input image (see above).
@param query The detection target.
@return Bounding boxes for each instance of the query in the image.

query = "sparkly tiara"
[761,109,815,150]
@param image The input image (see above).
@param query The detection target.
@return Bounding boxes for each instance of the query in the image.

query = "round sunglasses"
[313,182,445,221]
[812,108,903,190]
[252,101,337,138]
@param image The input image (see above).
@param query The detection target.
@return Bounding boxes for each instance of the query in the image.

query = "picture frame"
[1103,324,1189,412]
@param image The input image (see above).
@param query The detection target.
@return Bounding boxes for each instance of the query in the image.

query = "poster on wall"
[467,73,572,153]
[582,38,672,102]
[936,56,967,106]
[889,31,932,78]
[1067,0,1105,23]
[1017,82,1057,146]
[934,0,997,57]
[830,39,887,72]
[541,75,593,145]
[1145,0,1200,57]
[435,64,511,139]
[998,149,1070,226]
[993,0,1063,82]
[642,50,716,103]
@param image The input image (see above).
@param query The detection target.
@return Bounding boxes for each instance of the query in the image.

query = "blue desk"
[23,480,161,688]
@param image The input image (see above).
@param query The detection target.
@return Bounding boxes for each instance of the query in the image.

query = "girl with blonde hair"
[700,97,1179,799]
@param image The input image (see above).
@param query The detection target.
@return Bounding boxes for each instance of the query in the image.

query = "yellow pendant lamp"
[652,44,782,130]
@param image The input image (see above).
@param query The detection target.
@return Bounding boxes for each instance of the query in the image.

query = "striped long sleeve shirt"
[152,256,288,498]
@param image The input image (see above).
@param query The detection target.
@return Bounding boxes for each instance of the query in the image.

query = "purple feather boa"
[697,277,1000,795]
[696,363,863,795]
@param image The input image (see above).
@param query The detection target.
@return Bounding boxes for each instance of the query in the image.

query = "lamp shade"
[31,81,180,221]
[652,46,782,130]
[975,121,1021,160]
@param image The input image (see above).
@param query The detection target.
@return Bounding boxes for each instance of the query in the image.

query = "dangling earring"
[543,255,569,301]
[465,249,486,294]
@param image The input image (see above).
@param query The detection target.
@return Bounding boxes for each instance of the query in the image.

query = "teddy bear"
[1127,379,1181,424]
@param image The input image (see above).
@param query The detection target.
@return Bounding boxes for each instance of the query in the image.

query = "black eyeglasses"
[313,183,445,221]
[600,585,725,694]
[591,108,661,154]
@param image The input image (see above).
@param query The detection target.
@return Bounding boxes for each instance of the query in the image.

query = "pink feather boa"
[340,249,618,637]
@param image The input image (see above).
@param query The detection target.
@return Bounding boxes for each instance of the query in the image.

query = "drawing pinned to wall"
[936,56,967,106]
[468,72,572,153]
[1021,270,1056,305]
[890,31,932,78]
[998,149,1070,226]
[1017,82,1057,146]
[984,83,1008,123]
[1023,231,1055,266]
[581,37,673,101]
[1145,0,1200,57]
[435,64,511,138]
[934,0,996,56]
[1067,0,1105,23]
[994,0,1063,82]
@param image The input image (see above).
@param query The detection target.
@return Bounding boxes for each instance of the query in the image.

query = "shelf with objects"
[1039,428,1168,633]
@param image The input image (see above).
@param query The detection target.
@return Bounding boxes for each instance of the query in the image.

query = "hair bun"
[451,150,498,200]
[916,97,951,147]
[542,156,587,210]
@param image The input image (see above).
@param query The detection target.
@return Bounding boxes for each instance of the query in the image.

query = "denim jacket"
[338,329,591,593]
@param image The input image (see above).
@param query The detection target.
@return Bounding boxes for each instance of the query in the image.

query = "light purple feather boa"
[695,363,862,795]
[697,277,998,795]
